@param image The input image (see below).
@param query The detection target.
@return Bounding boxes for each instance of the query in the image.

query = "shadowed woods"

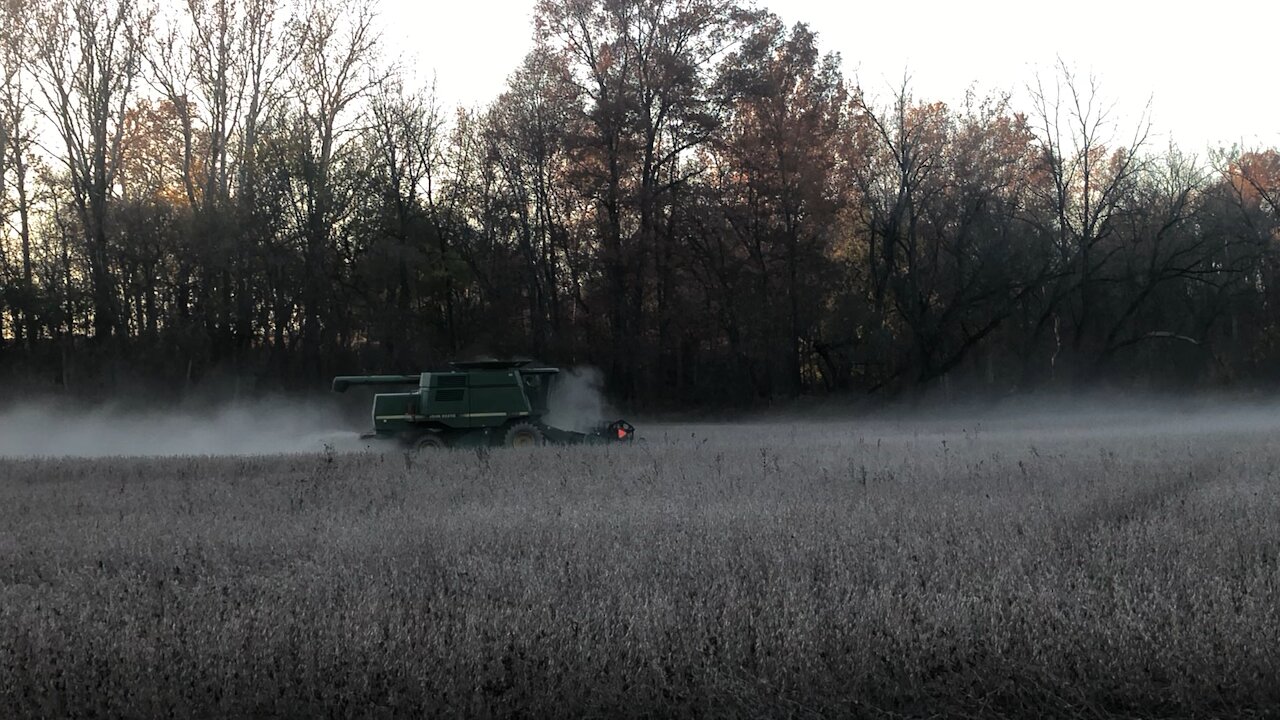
[3,0,1280,405]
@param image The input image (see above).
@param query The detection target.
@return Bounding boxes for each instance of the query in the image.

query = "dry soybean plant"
[2,419,1279,718]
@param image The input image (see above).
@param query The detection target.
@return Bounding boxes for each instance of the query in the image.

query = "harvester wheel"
[504,422,545,448]
[413,433,448,451]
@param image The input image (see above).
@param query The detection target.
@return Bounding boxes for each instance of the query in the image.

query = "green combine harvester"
[333,360,635,450]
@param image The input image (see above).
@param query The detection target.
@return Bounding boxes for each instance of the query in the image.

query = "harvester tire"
[413,433,448,451]
[504,422,545,448]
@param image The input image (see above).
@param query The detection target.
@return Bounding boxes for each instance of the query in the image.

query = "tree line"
[2,0,1279,404]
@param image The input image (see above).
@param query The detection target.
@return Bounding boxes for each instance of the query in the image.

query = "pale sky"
[380,0,1279,152]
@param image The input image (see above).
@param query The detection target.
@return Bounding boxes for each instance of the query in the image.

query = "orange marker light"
[617,427,627,439]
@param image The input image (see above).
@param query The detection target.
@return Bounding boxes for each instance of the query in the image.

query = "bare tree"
[29,0,153,343]
[846,82,1043,390]
[482,48,585,357]
[1093,149,1213,365]
[146,0,292,207]
[234,0,291,200]
[284,0,383,366]
[1024,61,1151,377]
[356,78,449,365]
[0,0,38,345]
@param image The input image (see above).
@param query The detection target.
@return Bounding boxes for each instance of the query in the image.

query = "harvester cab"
[332,360,635,450]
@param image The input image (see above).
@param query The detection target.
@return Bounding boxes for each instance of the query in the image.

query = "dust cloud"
[544,367,612,433]
[6,386,1280,458]
[624,392,1280,451]
[0,366,617,458]
[0,400,370,458]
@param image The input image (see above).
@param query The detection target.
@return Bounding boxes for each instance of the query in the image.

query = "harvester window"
[434,389,464,402]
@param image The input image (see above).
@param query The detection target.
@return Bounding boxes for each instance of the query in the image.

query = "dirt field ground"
[3,411,1280,717]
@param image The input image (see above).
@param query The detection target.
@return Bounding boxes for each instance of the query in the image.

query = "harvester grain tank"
[332,360,634,450]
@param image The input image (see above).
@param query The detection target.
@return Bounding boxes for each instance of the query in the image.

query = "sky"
[381,0,1279,152]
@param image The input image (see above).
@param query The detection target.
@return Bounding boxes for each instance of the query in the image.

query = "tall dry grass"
[2,419,1279,717]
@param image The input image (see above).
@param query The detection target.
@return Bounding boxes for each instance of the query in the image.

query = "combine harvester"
[333,360,635,450]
